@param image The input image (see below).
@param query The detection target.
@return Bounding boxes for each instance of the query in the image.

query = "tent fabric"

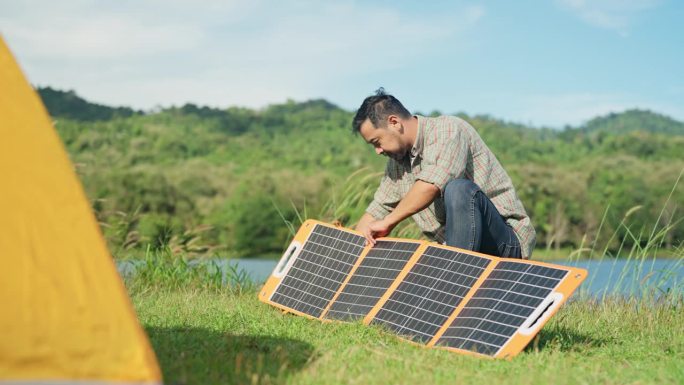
[0,37,161,383]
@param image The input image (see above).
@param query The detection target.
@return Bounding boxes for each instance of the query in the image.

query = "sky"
[1,0,682,128]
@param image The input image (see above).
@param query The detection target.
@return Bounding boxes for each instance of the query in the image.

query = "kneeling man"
[353,89,536,259]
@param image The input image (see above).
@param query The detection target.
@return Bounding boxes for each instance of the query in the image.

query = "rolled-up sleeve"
[366,164,401,219]
[415,129,468,193]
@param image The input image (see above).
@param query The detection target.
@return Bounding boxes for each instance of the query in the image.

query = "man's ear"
[388,115,405,134]
[387,115,400,130]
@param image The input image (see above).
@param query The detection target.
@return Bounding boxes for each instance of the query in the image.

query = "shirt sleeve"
[415,126,468,193]
[366,163,402,219]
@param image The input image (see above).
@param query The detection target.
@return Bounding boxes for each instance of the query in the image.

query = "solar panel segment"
[369,246,492,343]
[269,224,366,318]
[435,261,569,356]
[324,240,420,321]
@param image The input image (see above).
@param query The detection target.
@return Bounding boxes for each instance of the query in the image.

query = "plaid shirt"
[366,115,536,258]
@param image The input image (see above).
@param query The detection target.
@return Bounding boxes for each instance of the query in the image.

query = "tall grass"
[564,205,684,299]
[122,169,682,301]
[271,168,683,301]
[275,168,423,240]
[564,172,684,299]
[124,245,255,293]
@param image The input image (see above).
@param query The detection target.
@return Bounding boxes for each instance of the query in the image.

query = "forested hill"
[574,109,684,136]
[38,86,684,136]
[36,87,684,258]
[37,86,142,121]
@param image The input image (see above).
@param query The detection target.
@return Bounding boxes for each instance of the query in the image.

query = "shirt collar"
[410,115,425,161]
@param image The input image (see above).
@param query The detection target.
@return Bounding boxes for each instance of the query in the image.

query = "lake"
[118,257,683,298]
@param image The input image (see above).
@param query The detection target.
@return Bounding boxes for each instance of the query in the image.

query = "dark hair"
[352,87,411,133]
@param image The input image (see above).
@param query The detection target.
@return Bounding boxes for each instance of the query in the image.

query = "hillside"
[36,87,684,258]
[579,109,684,136]
[37,86,141,121]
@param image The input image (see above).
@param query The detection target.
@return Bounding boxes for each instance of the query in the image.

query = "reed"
[124,245,255,293]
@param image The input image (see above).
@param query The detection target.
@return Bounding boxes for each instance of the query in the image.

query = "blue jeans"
[444,179,522,258]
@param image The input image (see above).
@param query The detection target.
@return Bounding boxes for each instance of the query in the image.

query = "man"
[353,89,536,259]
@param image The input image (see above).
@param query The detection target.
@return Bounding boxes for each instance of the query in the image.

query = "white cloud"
[519,93,635,127]
[555,0,662,36]
[3,18,203,59]
[0,1,484,109]
[0,0,248,59]
[509,92,684,127]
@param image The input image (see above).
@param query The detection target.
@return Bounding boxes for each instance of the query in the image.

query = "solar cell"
[324,240,420,321]
[370,246,492,343]
[269,224,366,318]
[435,261,569,356]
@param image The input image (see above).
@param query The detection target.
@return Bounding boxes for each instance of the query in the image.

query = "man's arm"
[361,180,439,245]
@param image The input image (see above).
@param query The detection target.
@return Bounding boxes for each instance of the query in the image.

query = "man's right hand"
[355,213,378,246]
[364,219,395,246]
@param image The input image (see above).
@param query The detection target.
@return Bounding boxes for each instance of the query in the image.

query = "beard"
[385,149,408,162]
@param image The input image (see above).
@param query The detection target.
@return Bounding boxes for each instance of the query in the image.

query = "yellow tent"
[0,37,161,383]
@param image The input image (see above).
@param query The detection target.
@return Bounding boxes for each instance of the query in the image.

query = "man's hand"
[355,181,439,247]
[355,213,379,246]
[362,219,394,246]
[355,213,391,246]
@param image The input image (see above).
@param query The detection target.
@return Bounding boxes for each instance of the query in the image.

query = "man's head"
[352,88,414,161]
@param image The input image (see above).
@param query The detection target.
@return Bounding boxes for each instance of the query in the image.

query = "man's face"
[359,118,408,161]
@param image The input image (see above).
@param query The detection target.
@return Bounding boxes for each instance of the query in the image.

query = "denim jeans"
[444,179,522,258]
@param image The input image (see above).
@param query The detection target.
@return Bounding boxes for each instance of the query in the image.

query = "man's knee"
[444,179,479,205]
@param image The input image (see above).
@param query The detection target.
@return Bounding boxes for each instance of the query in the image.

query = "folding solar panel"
[259,220,587,358]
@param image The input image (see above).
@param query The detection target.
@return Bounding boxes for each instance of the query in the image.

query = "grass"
[123,246,256,293]
[123,244,683,385]
[129,285,683,385]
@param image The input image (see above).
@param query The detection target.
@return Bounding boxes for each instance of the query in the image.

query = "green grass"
[123,190,684,384]
[129,286,683,385]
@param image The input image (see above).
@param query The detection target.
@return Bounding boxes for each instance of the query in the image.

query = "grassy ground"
[129,284,683,385]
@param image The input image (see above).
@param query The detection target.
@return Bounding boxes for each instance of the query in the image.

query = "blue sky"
[1,0,682,127]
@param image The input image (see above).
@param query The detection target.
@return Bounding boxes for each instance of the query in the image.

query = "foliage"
[41,88,684,258]
[571,108,684,136]
[37,86,141,121]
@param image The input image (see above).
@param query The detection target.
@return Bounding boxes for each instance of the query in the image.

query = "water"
[556,258,683,298]
[117,257,683,298]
